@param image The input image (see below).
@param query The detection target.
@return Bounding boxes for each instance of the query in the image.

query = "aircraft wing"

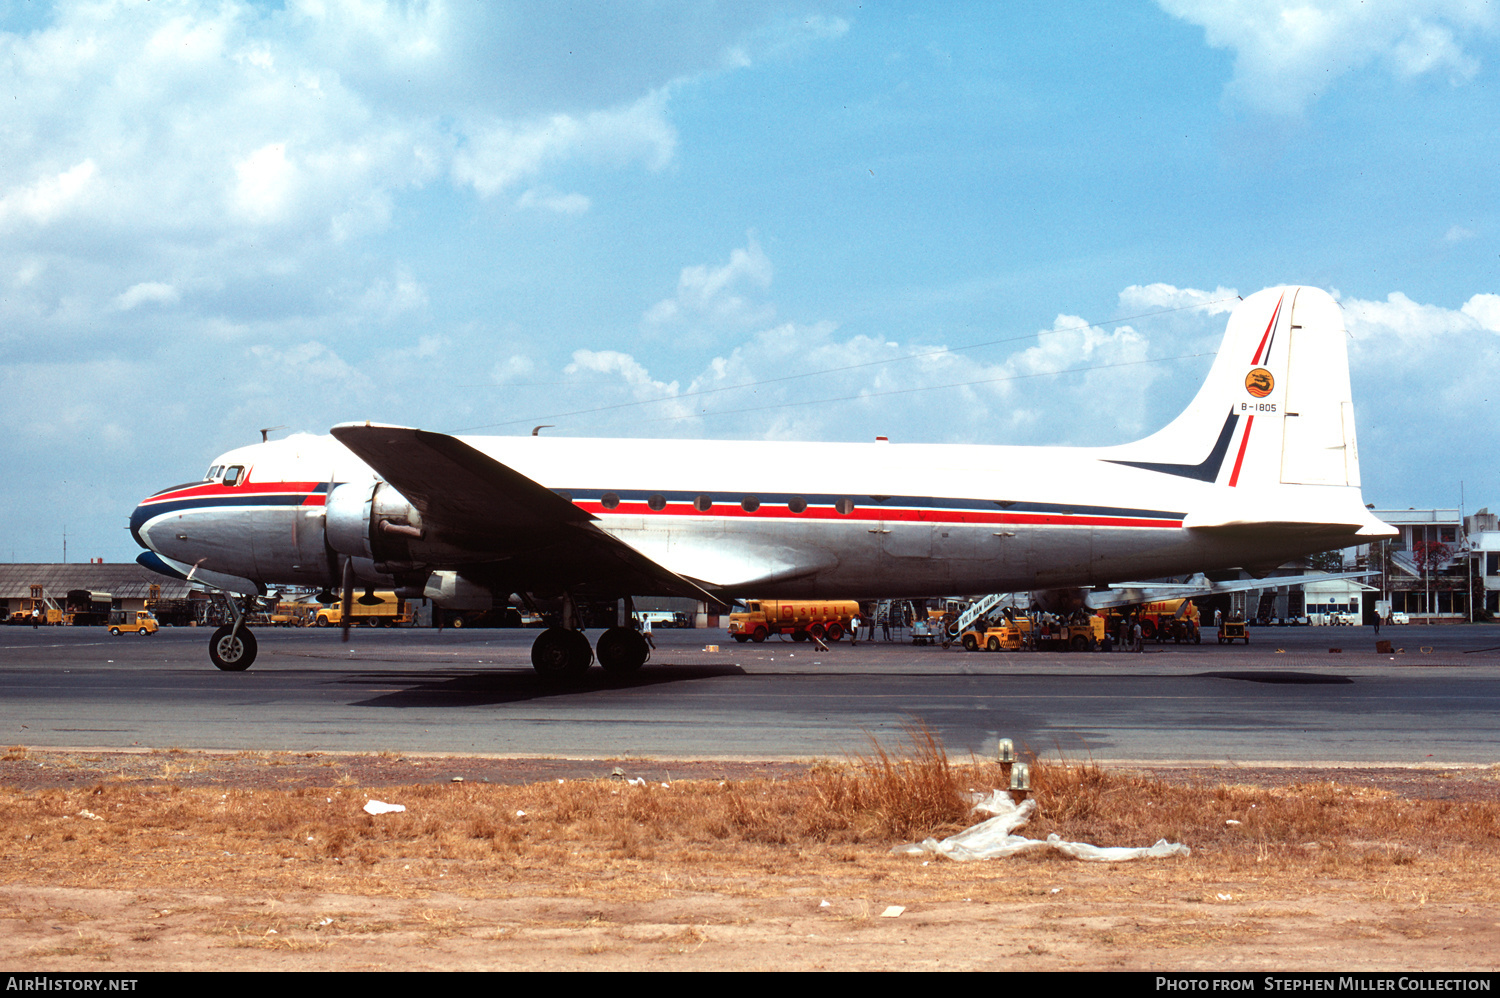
[1088,571,1377,610]
[330,423,724,605]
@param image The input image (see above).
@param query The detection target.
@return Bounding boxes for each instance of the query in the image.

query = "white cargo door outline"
[1280,289,1354,486]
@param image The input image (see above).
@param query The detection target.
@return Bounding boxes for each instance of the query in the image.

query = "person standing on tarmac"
[849,614,861,646]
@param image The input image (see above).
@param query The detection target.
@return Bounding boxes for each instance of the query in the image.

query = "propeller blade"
[340,558,355,644]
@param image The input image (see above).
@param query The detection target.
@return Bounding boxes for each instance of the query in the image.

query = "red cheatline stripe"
[1227,415,1255,487]
[572,501,1181,529]
[1251,294,1283,365]
[144,482,328,503]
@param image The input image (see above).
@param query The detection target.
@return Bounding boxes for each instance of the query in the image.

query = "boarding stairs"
[948,593,1020,637]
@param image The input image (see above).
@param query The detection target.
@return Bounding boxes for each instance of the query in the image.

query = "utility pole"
[1463,484,1473,624]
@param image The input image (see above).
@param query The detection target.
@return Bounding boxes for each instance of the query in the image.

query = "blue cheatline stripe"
[552,488,1184,522]
[136,551,191,581]
[1102,410,1238,483]
[130,492,322,546]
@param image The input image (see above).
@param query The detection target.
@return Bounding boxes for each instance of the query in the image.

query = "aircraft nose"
[129,496,157,551]
[131,481,192,552]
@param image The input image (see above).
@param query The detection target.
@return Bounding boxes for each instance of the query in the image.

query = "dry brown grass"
[6,738,1500,970]
[1,733,1496,906]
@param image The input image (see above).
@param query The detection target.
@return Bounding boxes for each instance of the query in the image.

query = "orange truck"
[1098,599,1201,643]
[727,600,860,643]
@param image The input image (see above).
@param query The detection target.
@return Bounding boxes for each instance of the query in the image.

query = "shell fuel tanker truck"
[727,600,860,643]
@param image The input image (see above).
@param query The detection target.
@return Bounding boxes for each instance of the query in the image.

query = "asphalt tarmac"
[1,622,1498,764]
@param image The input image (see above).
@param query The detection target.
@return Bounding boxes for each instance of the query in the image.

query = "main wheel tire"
[450,616,465,628]
[596,626,649,676]
[109,627,120,635]
[733,634,749,643]
[987,636,1001,652]
[791,629,809,642]
[531,626,593,678]
[139,628,151,636]
[824,622,844,641]
[1070,634,1089,652]
[809,623,825,640]
[962,634,978,652]
[751,627,768,643]
[209,625,257,672]
[1141,620,1157,640]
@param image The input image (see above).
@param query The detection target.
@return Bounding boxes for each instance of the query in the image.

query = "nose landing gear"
[208,592,258,671]
[209,624,257,671]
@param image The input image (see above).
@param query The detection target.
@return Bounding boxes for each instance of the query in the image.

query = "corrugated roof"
[0,564,199,600]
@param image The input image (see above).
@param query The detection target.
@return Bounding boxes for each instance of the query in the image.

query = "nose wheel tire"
[209,625,257,672]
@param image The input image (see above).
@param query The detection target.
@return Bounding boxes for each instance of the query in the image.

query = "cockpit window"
[205,465,222,481]
[223,465,244,487]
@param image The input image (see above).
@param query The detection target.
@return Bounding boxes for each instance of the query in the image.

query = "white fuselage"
[131,430,1379,599]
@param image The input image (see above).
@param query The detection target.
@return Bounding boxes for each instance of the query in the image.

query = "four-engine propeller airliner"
[131,285,1394,674]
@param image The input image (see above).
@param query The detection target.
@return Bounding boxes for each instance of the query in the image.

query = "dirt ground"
[2,748,1499,972]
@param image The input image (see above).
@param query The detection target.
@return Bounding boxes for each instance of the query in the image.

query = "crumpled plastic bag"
[892,789,1189,862]
[363,799,406,815]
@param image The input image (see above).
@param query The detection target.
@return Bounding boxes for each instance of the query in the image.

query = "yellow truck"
[108,609,160,636]
[960,614,1104,652]
[960,616,1033,652]
[311,593,412,628]
[10,606,63,625]
[728,599,860,643]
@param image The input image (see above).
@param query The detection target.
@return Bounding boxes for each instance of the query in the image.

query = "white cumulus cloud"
[115,282,180,311]
[642,236,776,338]
[1159,0,1495,113]
[452,92,677,199]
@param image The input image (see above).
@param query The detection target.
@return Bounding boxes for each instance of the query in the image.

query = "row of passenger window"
[562,492,857,515]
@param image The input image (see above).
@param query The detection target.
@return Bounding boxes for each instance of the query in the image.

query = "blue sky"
[2,0,1498,563]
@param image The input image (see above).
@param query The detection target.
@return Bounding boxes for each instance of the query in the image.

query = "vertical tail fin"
[1106,286,1361,492]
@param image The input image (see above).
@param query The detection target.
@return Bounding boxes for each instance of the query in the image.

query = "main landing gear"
[530,595,651,680]
[199,588,650,682]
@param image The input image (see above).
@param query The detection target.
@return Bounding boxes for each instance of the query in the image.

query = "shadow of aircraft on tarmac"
[339,662,747,708]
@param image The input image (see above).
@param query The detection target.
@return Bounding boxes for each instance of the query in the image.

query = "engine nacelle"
[325,480,452,575]
[416,570,494,611]
[1031,587,1091,615]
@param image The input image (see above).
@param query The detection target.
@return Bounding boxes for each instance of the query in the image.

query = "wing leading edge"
[329,423,723,605]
